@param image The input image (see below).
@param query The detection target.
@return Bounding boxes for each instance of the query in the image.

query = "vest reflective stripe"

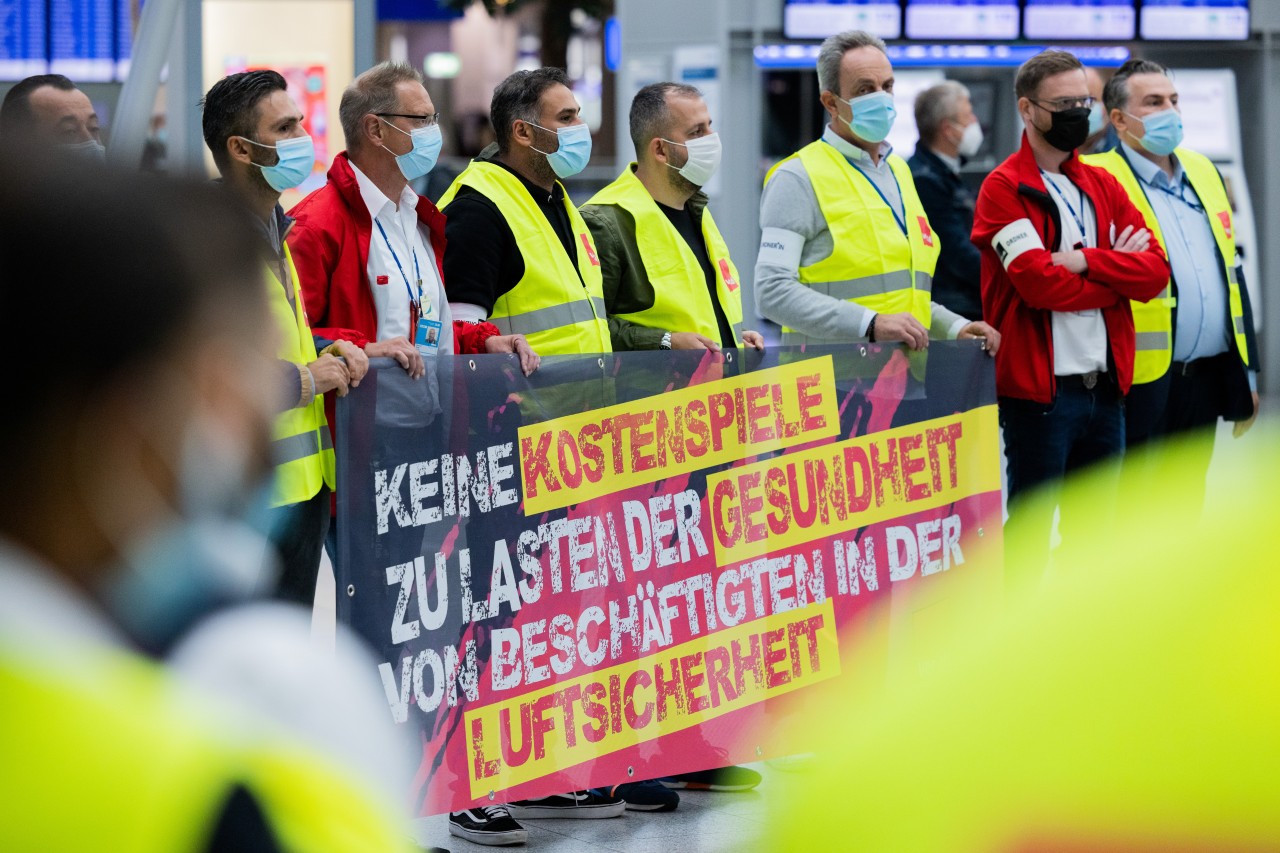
[764,141,939,344]
[491,296,608,336]
[439,162,611,356]
[584,166,744,346]
[1082,146,1247,382]
[1135,331,1168,352]
[268,244,335,508]
[273,427,334,467]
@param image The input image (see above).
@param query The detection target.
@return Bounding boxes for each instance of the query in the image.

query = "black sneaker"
[660,765,762,792]
[505,790,625,819]
[611,779,679,812]
[448,805,528,846]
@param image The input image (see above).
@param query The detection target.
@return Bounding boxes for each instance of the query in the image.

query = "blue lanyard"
[1118,145,1205,213]
[827,139,909,236]
[862,167,909,237]
[1040,170,1090,248]
[373,218,422,313]
[1144,175,1205,213]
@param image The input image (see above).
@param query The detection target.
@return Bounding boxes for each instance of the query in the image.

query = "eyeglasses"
[1030,96,1096,113]
[375,112,441,129]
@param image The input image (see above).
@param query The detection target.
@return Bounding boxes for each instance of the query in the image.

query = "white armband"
[757,227,804,270]
[991,219,1044,270]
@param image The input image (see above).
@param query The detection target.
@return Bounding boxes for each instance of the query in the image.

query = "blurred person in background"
[909,81,984,321]
[0,73,104,160]
[201,70,363,607]
[1081,65,1118,154]
[0,157,414,852]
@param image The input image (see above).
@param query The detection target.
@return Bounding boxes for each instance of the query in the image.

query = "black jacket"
[908,145,982,321]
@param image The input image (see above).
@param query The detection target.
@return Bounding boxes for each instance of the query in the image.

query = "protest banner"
[334,343,1003,815]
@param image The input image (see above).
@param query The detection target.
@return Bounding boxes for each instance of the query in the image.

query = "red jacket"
[972,134,1170,403]
[286,151,497,354]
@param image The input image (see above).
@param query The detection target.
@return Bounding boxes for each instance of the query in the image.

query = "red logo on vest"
[1217,210,1233,240]
[376,274,390,285]
[918,216,934,247]
[580,233,600,266]
[719,258,739,291]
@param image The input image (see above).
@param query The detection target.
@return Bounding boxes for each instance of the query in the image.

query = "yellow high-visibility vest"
[584,165,744,346]
[1082,146,1248,383]
[268,243,335,508]
[765,140,939,344]
[1,642,410,851]
[439,162,611,356]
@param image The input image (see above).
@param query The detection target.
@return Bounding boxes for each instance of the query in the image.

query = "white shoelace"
[481,804,512,820]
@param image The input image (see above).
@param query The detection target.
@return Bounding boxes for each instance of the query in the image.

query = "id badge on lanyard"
[415,313,442,356]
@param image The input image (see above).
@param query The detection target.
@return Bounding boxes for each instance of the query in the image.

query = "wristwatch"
[660,332,673,350]
[867,314,878,343]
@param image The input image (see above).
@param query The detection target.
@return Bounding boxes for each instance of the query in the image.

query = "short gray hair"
[915,81,970,145]
[817,30,887,95]
[339,61,425,151]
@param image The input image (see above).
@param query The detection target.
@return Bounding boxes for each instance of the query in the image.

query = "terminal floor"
[408,778,778,852]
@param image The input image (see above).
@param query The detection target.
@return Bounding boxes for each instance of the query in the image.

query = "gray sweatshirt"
[754,125,968,342]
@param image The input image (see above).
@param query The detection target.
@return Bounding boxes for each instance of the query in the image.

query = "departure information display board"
[784,0,902,39]
[49,0,113,81]
[1141,0,1249,40]
[0,0,140,81]
[905,0,1019,39]
[0,0,47,78]
[1023,0,1136,39]
[784,0,1249,40]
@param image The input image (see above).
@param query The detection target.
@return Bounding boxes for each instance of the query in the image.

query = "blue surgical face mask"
[1128,107,1183,157]
[100,417,277,655]
[837,91,897,144]
[529,121,592,179]
[240,134,316,191]
[380,118,443,181]
[61,138,106,163]
[1087,102,1105,137]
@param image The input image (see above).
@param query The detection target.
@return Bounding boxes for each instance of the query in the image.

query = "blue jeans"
[1000,375,1125,581]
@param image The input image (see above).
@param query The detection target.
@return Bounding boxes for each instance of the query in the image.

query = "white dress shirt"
[350,163,452,354]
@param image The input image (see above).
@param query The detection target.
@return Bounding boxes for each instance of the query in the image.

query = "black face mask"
[1035,105,1092,152]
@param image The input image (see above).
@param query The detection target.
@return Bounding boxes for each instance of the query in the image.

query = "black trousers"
[1123,352,1248,519]
[268,485,331,607]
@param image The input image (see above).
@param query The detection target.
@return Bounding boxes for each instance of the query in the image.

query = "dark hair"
[629,82,701,156]
[490,67,572,155]
[0,74,78,141]
[0,157,267,513]
[1102,58,1170,114]
[201,70,288,173]
[1015,50,1084,101]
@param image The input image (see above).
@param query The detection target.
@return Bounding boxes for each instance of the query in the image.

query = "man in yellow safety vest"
[202,70,364,605]
[754,29,999,354]
[439,67,611,357]
[581,82,765,353]
[1082,58,1259,515]
[0,157,412,852]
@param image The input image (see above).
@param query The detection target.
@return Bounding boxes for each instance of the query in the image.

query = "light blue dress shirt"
[1119,142,1230,362]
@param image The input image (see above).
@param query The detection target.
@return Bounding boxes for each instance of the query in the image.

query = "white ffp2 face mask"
[957,120,984,158]
[663,132,722,187]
